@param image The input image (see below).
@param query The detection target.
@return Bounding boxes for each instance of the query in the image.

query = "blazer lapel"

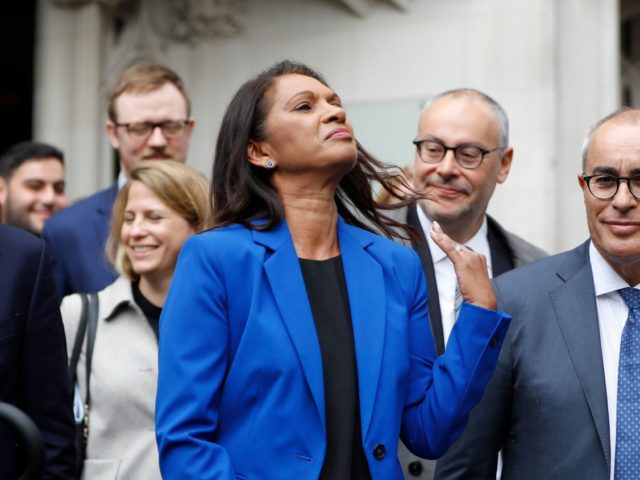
[486,215,515,277]
[253,222,326,425]
[338,221,386,437]
[95,185,118,246]
[549,242,611,470]
[407,204,445,355]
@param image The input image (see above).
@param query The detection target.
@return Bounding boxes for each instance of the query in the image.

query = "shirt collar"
[100,276,138,321]
[589,241,639,296]
[117,171,127,190]
[416,205,491,268]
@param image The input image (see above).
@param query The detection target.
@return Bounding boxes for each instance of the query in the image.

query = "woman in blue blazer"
[155,61,510,479]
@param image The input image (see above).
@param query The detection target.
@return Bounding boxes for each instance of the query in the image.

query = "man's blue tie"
[615,287,640,479]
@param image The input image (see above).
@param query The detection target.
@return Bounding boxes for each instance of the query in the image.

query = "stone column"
[33,0,111,201]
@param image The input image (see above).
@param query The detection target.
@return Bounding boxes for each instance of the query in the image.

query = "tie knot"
[619,287,640,311]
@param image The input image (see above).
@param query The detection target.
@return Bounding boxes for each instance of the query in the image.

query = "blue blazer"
[155,219,510,479]
[42,185,119,301]
[0,225,76,479]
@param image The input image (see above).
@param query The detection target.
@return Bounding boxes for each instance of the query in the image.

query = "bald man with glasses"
[42,63,195,301]
[390,88,546,479]
[435,107,640,479]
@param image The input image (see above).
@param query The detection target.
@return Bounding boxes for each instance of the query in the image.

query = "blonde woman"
[61,160,209,480]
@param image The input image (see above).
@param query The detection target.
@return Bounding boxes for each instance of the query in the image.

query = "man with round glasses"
[582,172,640,201]
[393,88,546,479]
[43,63,195,300]
[435,108,640,479]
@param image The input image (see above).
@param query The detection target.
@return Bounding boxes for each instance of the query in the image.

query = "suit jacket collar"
[486,215,515,276]
[99,276,138,322]
[253,220,326,422]
[252,218,385,437]
[550,241,610,470]
[88,185,119,251]
[97,184,118,215]
[406,204,445,355]
[405,205,515,355]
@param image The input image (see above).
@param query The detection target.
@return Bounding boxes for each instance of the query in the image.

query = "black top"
[299,256,371,480]
[131,281,162,340]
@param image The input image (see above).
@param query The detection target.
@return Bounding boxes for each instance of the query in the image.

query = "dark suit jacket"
[0,225,76,479]
[400,203,547,356]
[435,241,611,479]
[42,185,118,302]
[391,204,547,479]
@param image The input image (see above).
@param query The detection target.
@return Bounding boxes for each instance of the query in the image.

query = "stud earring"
[265,160,275,169]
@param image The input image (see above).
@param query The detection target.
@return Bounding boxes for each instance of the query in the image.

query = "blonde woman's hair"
[106,160,211,281]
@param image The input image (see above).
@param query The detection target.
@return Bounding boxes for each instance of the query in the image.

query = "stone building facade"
[35,0,626,253]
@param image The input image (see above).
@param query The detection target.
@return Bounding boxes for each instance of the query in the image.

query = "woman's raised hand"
[429,221,497,311]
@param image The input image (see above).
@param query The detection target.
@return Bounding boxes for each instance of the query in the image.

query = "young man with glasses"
[435,108,640,479]
[43,63,195,301]
[391,89,546,479]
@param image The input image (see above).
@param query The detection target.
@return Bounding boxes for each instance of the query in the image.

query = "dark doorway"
[621,0,640,106]
[1,1,36,154]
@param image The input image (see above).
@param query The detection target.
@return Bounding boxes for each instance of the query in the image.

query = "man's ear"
[496,147,513,184]
[0,178,7,218]
[106,120,121,150]
[578,173,587,190]
[184,118,195,140]
[246,140,274,169]
[0,177,8,223]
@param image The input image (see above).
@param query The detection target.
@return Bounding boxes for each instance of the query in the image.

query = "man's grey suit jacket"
[434,241,611,479]
[389,204,547,479]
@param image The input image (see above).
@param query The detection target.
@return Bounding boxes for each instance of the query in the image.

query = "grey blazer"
[61,277,161,480]
[390,204,547,479]
[434,241,611,479]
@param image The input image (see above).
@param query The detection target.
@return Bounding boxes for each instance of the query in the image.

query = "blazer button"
[408,460,423,476]
[373,443,386,460]
[489,336,499,348]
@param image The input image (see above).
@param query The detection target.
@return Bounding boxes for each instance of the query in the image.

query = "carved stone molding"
[50,0,133,15]
[51,0,124,6]
[50,0,244,43]
[338,0,410,17]
[168,0,243,40]
[49,0,411,87]
[50,0,412,44]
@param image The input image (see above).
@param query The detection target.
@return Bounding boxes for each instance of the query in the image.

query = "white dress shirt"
[589,242,640,480]
[117,171,127,190]
[416,207,492,346]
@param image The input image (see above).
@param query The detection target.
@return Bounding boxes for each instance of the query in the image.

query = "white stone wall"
[34,2,112,199]
[34,0,620,253]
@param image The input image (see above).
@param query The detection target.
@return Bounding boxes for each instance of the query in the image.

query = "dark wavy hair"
[0,141,64,179]
[211,60,418,239]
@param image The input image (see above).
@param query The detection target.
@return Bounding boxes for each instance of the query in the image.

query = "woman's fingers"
[429,221,464,258]
[429,221,497,310]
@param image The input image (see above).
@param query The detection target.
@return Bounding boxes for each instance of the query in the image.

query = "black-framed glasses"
[413,139,501,169]
[115,120,189,140]
[582,173,640,200]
